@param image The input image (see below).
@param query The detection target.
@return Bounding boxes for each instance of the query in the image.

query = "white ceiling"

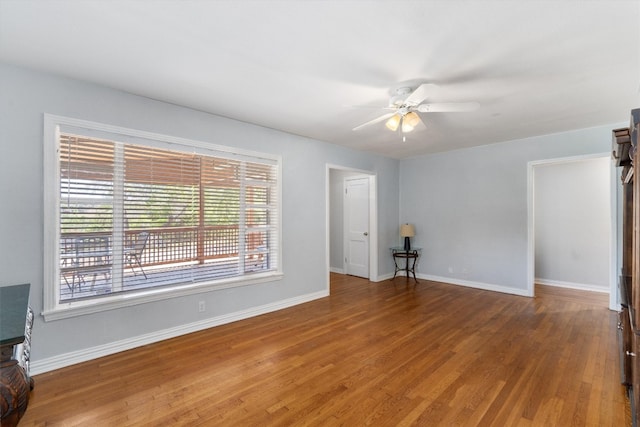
[1,0,638,159]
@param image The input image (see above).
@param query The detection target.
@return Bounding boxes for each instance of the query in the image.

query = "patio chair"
[74,235,112,292]
[125,231,149,279]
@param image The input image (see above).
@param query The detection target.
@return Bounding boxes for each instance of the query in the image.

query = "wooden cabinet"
[615,108,640,426]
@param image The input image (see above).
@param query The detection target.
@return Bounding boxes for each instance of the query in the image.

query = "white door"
[344,177,370,278]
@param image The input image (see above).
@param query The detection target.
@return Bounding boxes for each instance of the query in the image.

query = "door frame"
[326,165,378,291]
[526,153,618,310]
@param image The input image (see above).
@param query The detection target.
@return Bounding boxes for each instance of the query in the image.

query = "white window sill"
[42,272,283,321]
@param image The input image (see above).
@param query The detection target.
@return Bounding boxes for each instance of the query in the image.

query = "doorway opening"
[527,153,617,310]
[326,166,378,289]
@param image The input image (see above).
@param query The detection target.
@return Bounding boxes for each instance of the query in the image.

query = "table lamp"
[400,223,415,251]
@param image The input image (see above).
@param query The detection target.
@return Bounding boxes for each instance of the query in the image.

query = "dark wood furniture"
[0,283,33,427]
[391,246,420,283]
[614,108,640,426]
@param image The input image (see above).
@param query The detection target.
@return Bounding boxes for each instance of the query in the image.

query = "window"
[44,115,281,320]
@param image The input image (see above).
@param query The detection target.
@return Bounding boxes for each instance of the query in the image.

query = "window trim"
[43,114,283,321]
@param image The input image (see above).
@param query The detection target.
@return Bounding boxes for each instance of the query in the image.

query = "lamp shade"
[401,112,420,133]
[400,223,415,237]
[385,114,401,131]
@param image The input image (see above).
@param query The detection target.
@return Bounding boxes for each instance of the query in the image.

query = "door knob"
[363,232,368,236]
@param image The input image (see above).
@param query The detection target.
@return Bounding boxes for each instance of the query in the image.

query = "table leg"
[410,255,419,283]
[392,255,400,279]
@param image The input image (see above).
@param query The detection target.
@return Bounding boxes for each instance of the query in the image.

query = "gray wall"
[0,63,400,367]
[400,124,620,293]
[534,157,610,290]
[0,59,625,370]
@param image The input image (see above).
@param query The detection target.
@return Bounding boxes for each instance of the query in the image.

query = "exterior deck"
[59,225,268,301]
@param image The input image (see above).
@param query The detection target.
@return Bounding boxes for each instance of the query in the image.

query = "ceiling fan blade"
[349,104,396,111]
[403,83,439,107]
[352,112,396,131]
[415,102,480,113]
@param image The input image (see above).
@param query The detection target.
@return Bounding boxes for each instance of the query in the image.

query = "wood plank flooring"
[19,274,629,426]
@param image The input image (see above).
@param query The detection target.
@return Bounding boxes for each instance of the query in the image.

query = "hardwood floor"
[20,274,629,426]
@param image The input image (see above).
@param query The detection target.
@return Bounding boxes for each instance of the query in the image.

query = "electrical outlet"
[198,300,205,312]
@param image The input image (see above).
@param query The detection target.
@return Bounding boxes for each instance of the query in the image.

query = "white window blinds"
[57,133,279,302]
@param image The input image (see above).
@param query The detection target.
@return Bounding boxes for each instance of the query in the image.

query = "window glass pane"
[203,188,240,226]
[56,131,279,305]
[245,230,269,271]
[59,136,115,301]
[60,136,115,234]
[246,207,269,226]
[246,185,269,206]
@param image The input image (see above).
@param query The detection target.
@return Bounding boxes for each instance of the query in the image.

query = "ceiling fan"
[352,83,479,134]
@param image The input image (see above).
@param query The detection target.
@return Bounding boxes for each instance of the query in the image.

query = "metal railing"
[58,225,272,301]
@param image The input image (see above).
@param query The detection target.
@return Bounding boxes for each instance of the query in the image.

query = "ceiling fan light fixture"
[401,112,420,133]
[385,114,401,131]
[352,83,479,135]
[404,111,420,127]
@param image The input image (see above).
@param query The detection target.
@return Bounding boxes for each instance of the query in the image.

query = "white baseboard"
[417,273,532,297]
[30,290,328,375]
[535,278,610,294]
[329,270,393,282]
[369,270,531,297]
[374,272,394,282]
